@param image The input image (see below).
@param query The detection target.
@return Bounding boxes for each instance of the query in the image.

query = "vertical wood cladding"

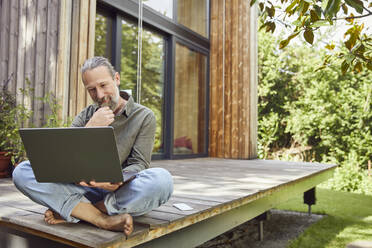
[209,0,258,159]
[0,0,257,158]
[0,0,96,125]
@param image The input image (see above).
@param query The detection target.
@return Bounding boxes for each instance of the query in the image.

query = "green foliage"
[258,30,304,158]
[253,0,372,74]
[39,93,72,128]
[258,29,372,193]
[285,65,372,167]
[0,75,33,164]
[0,76,71,165]
[322,151,372,194]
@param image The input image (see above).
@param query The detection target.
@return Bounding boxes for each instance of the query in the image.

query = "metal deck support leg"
[254,211,270,241]
[303,187,316,216]
[258,220,264,241]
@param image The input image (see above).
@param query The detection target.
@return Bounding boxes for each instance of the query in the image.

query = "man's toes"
[124,225,133,236]
[44,209,53,217]
[43,209,66,225]
[123,215,133,236]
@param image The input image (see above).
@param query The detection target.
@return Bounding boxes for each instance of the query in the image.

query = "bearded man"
[12,57,173,237]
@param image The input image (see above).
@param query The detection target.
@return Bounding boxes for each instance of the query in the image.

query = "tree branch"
[342,12,372,20]
[363,6,372,15]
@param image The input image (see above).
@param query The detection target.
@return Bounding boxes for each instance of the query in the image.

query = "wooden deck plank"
[0,159,336,248]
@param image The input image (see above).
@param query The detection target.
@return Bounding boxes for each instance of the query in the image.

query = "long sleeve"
[122,112,156,173]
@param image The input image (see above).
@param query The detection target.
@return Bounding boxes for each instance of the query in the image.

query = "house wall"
[0,0,257,158]
[209,0,258,159]
[0,0,96,126]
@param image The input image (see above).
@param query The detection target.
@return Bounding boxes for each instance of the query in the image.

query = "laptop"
[19,127,136,183]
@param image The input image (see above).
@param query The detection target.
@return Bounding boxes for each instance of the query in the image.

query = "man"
[12,57,173,237]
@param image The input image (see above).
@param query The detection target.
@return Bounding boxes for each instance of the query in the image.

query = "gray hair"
[81,56,116,79]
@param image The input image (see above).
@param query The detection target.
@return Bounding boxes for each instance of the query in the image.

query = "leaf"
[259,22,267,31]
[292,18,303,27]
[345,40,353,50]
[315,65,326,71]
[259,2,265,11]
[345,53,355,64]
[250,0,257,6]
[311,20,330,28]
[346,13,355,23]
[345,0,364,14]
[324,0,341,18]
[314,5,322,18]
[266,5,275,18]
[304,29,314,44]
[325,43,335,50]
[341,3,348,14]
[321,0,330,11]
[367,61,372,70]
[288,30,301,40]
[354,61,362,73]
[265,21,276,33]
[286,0,299,13]
[341,60,350,74]
[310,9,320,22]
[279,39,290,49]
[299,1,310,16]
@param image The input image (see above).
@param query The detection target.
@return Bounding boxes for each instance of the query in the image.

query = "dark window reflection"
[174,43,207,155]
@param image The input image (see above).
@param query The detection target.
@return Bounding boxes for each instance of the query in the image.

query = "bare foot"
[101,213,133,237]
[44,209,67,225]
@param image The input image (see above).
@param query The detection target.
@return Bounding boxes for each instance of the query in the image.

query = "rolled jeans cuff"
[60,194,90,223]
[103,192,119,216]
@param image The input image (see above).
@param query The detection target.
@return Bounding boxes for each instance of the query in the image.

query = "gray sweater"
[71,92,156,173]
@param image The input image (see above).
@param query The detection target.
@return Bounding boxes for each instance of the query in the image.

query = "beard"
[96,87,120,111]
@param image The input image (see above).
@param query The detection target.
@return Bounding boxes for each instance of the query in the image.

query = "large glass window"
[120,19,165,154]
[143,0,173,19]
[178,0,208,37]
[94,13,112,60]
[95,1,209,158]
[173,43,207,155]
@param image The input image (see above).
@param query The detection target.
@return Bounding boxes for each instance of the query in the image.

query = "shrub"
[258,29,372,193]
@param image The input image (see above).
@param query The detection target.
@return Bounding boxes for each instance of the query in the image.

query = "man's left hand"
[79,181,123,191]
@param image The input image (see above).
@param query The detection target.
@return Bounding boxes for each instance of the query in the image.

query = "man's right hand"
[85,107,115,127]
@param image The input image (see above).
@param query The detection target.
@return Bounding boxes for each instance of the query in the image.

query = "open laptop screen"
[19,127,125,183]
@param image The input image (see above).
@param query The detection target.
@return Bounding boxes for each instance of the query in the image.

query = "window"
[95,1,210,159]
[94,13,112,60]
[178,0,208,37]
[119,18,165,154]
[174,43,207,154]
[143,0,173,19]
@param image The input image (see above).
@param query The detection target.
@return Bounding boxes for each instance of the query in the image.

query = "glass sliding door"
[120,19,165,154]
[173,42,207,155]
[94,12,113,60]
[95,1,210,159]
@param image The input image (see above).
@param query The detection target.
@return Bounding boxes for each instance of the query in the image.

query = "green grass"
[276,187,372,248]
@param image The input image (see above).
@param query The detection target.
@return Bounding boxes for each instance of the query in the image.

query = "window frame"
[96,0,210,159]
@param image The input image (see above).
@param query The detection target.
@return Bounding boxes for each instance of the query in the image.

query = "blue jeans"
[12,161,173,223]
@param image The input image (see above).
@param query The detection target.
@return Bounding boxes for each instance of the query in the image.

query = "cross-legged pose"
[12,56,173,237]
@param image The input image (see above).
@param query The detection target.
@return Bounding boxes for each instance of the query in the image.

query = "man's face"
[82,66,120,111]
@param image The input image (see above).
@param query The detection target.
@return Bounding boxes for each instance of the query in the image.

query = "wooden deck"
[0,158,336,248]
